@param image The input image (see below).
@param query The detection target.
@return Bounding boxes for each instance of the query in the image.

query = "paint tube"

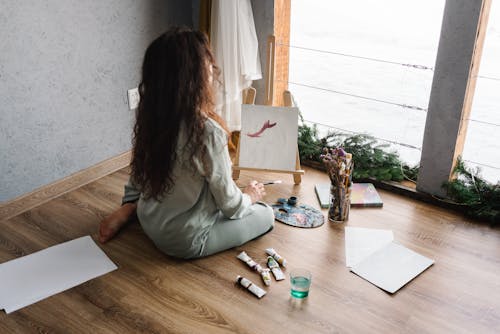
[267,256,285,281]
[265,248,287,267]
[236,276,266,299]
[260,268,272,286]
[237,251,271,286]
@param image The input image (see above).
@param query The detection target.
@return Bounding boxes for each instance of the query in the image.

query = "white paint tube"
[267,256,286,281]
[261,268,272,286]
[236,276,266,299]
[265,248,287,267]
[237,251,272,286]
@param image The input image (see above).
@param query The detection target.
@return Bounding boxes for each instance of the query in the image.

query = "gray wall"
[0,0,192,202]
[192,0,201,30]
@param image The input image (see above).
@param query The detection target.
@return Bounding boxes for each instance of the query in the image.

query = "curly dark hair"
[131,27,227,200]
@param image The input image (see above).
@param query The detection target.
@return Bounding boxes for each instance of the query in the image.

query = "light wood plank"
[264,35,276,106]
[273,0,291,107]
[0,151,131,221]
[1,166,500,333]
[233,166,304,175]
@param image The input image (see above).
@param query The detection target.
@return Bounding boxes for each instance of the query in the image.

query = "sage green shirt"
[122,119,252,258]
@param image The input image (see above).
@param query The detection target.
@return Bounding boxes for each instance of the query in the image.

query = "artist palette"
[271,198,324,228]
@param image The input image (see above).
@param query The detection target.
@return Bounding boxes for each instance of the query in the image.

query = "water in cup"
[290,269,312,299]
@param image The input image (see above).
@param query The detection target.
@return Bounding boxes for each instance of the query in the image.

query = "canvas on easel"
[240,104,298,170]
[232,104,304,184]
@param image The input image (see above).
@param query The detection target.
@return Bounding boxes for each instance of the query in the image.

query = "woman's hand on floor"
[243,180,266,204]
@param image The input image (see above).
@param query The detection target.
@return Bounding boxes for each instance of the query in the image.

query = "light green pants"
[198,202,275,258]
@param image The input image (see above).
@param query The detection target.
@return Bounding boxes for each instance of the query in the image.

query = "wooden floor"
[1,167,499,333]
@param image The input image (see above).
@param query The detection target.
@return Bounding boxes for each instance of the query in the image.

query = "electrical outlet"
[127,88,140,110]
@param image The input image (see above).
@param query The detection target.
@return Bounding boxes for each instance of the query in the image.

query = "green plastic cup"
[290,268,312,299]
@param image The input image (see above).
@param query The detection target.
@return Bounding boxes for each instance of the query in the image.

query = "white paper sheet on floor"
[344,226,394,268]
[350,242,434,293]
[345,226,434,293]
[0,236,117,314]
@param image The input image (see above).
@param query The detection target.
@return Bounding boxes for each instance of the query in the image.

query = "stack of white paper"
[0,236,117,314]
[344,226,394,267]
[350,242,434,293]
[345,227,434,293]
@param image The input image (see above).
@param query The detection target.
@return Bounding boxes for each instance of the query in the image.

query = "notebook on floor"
[350,183,383,207]
[314,183,330,208]
[315,183,383,208]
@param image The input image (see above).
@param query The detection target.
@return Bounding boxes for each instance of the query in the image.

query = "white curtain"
[211,0,262,131]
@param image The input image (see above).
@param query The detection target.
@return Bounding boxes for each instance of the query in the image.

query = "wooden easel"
[232,34,304,184]
[233,35,305,184]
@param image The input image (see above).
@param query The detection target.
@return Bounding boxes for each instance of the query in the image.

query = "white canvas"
[350,242,434,294]
[0,236,117,314]
[239,104,299,171]
[344,226,394,267]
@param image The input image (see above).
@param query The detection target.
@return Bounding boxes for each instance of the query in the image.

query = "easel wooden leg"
[293,149,302,184]
[232,169,241,181]
[232,130,242,181]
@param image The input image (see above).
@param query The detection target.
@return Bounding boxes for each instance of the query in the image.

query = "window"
[288,0,445,167]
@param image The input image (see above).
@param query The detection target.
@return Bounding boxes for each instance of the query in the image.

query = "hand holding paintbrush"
[238,180,282,203]
[238,180,282,188]
[240,180,266,203]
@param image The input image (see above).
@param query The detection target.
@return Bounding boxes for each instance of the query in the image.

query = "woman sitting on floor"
[98,27,274,259]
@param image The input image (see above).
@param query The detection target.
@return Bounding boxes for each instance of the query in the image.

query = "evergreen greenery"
[297,121,499,224]
[297,122,418,182]
[443,158,500,224]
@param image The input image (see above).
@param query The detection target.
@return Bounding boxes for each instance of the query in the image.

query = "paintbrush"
[262,180,282,185]
[238,180,282,188]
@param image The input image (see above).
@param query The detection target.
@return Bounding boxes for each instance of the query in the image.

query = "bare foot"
[98,217,127,243]
[98,203,137,243]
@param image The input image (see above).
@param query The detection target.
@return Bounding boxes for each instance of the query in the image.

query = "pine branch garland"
[298,121,499,225]
[443,158,500,224]
[298,123,417,182]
